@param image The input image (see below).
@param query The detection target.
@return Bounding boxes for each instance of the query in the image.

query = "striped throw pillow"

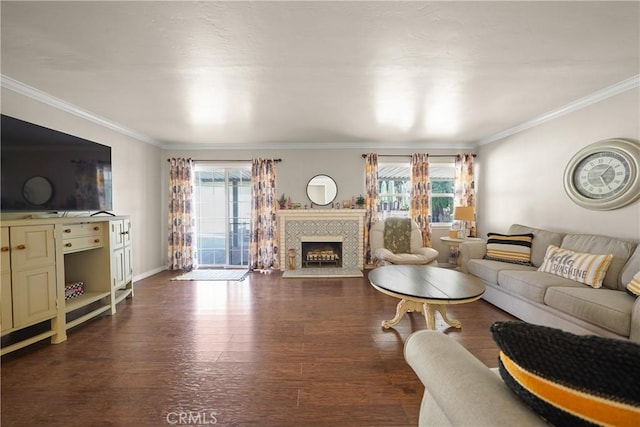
[627,271,640,297]
[484,233,534,265]
[537,244,613,288]
[491,321,640,427]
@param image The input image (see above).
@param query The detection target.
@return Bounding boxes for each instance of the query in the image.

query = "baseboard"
[133,266,166,282]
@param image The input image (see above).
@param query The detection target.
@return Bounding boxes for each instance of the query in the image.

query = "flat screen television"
[1,114,112,213]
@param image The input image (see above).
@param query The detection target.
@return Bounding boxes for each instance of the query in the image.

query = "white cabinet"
[110,219,132,289]
[8,225,57,328]
[12,265,57,327]
[110,219,133,309]
[0,216,133,355]
[9,225,56,270]
[0,224,58,353]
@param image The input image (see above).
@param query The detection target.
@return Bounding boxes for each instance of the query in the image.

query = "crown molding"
[160,140,476,151]
[1,74,162,147]
[475,74,640,146]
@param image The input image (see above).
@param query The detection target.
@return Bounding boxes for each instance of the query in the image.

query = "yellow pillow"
[537,244,613,288]
[484,232,534,265]
[627,271,640,297]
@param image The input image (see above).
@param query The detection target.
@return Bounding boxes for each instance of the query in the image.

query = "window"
[193,164,251,267]
[377,161,455,225]
[430,166,454,224]
[378,163,411,219]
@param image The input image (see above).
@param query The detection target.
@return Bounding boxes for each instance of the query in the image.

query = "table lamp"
[453,206,475,238]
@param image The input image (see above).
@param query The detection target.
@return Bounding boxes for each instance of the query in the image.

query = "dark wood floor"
[1,269,515,426]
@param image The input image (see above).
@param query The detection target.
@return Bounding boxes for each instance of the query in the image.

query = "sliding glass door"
[193,164,251,267]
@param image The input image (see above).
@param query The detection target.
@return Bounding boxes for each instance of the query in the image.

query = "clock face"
[563,139,640,211]
[572,151,631,199]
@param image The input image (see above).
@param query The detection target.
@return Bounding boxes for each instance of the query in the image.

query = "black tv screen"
[1,115,112,212]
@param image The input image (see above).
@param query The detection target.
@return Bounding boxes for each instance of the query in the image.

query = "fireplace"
[301,240,342,268]
[277,209,365,276]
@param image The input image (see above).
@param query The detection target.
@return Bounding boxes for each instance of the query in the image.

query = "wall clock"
[563,138,640,210]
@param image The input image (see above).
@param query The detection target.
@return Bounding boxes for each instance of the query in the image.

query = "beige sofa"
[404,330,547,426]
[459,224,640,342]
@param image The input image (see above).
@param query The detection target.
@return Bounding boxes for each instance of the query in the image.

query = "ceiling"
[1,1,639,150]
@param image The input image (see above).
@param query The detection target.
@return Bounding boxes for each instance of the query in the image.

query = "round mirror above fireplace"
[22,176,53,206]
[306,174,338,206]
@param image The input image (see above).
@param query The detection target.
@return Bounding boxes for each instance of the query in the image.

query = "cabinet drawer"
[62,236,104,254]
[61,223,102,239]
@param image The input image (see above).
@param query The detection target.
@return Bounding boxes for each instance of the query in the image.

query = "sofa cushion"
[544,287,635,337]
[498,270,582,304]
[537,244,613,288]
[372,247,438,265]
[508,224,565,267]
[561,234,636,291]
[627,272,640,297]
[491,321,640,426]
[467,258,536,286]
[484,232,534,265]
[621,244,640,287]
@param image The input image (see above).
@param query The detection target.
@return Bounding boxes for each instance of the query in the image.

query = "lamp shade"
[453,206,475,222]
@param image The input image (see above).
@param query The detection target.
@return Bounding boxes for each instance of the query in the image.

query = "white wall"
[162,148,370,206]
[1,89,166,279]
[477,89,640,241]
[161,148,462,263]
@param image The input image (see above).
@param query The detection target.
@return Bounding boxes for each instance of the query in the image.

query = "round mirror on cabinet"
[22,176,54,206]
[306,174,338,206]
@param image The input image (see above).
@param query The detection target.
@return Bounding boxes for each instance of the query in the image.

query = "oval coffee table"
[368,265,485,330]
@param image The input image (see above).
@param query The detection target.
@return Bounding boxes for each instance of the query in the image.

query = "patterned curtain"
[250,158,279,270]
[455,153,476,235]
[95,163,107,209]
[167,158,195,271]
[409,153,432,246]
[74,160,110,210]
[363,153,379,265]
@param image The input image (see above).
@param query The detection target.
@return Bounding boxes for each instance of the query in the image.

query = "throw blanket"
[383,218,412,254]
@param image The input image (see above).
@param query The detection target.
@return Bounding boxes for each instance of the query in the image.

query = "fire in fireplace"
[301,241,342,268]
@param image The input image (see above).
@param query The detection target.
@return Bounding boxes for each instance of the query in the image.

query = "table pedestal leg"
[424,304,462,329]
[381,299,423,329]
[381,300,463,330]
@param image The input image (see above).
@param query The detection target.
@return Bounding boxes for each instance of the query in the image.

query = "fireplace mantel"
[277,209,366,272]
[277,209,366,220]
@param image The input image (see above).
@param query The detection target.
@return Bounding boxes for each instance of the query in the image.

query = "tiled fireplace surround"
[277,210,365,272]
